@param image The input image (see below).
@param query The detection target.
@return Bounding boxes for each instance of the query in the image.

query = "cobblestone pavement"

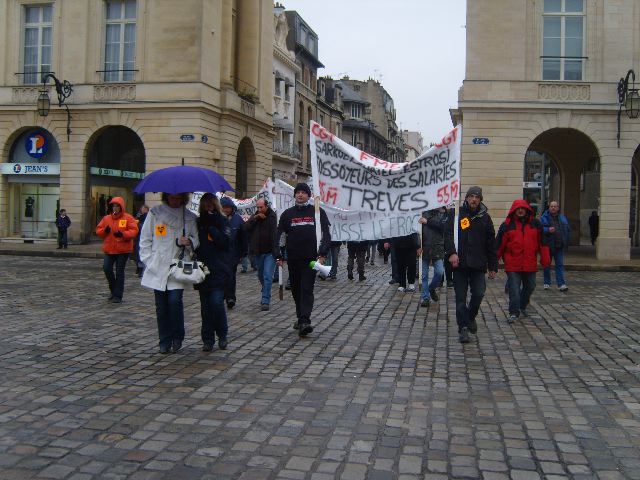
[0,254,639,480]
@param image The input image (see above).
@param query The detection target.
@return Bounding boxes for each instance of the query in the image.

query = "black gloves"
[113,231,123,238]
[104,226,111,234]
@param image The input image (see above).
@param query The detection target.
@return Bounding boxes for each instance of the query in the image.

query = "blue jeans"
[103,253,129,300]
[543,249,566,286]
[199,288,227,345]
[154,289,185,348]
[421,258,444,300]
[506,271,536,316]
[453,268,486,332]
[255,253,276,305]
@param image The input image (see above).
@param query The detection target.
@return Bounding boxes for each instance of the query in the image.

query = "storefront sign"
[90,167,144,179]
[24,132,48,159]
[1,163,60,175]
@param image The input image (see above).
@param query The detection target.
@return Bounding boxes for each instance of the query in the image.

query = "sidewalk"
[1,240,639,270]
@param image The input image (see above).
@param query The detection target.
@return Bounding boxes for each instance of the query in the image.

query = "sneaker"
[388,279,398,285]
[292,321,299,330]
[347,272,354,280]
[429,289,439,302]
[420,298,430,307]
[218,338,228,350]
[407,284,415,292]
[110,297,122,304]
[459,327,470,343]
[507,314,518,324]
[159,344,171,354]
[543,283,550,290]
[298,322,313,337]
[397,286,406,293]
[370,261,374,266]
[358,275,366,281]
[202,343,213,352]
[520,308,528,317]
[226,300,236,309]
[469,319,478,334]
[171,339,182,353]
[260,303,270,311]
[558,284,568,292]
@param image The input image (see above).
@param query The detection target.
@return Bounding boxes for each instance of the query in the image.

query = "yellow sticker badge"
[460,217,470,230]
[155,224,167,237]
[118,219,127,228]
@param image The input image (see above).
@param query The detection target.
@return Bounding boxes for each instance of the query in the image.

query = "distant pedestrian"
[377,239,390,264]
[96,197,139,304]
[392,233,421,293]
[327,241,342,280]
[276,183,331,337]
[133,204,149,277]
[346,240,368,281]
[495,199,550,323]
[220,196,248,309]
[195,193,232,351]
[588,210,599,246]
[419,206,448,307]
[55,209,71,249]
[139,193,199,354]
[365,240,377,266]
[445,186,498,343]
[540,200,571,291]
[244,198,279,310]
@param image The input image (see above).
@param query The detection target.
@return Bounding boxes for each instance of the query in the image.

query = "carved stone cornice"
[12,86,49,104]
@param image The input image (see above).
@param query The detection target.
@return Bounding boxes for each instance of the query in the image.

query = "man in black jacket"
[419,206,448,307]
[276,183,331,337]
[445,186,498,343]
[244,198,279,311]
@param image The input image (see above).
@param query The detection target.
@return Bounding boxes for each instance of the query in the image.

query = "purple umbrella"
[133,164,233,194]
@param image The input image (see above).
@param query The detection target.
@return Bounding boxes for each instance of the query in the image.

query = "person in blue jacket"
[220,196,248,309]
[195,193,233,351]
[540,200,571,292]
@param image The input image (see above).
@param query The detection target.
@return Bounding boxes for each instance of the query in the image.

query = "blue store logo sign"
[25,132,48,159]
[13,164,22,173]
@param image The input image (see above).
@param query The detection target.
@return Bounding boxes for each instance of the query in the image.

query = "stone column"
[596,147,632,260]
[219,0,233,88]
[235,0,260,98]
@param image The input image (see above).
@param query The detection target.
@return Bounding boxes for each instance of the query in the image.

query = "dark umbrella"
[133,164,233,194]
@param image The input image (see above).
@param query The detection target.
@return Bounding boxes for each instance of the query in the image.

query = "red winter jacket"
[495,199,551,272]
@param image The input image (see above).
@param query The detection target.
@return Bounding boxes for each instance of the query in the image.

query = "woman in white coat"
[139,193,199,354]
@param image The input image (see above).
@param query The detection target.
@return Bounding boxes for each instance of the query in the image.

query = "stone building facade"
[454,0,640,260]
[0,0,274,243]
[402,130,423,162]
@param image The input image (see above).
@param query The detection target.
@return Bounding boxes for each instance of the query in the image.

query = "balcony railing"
[273,139,301,159]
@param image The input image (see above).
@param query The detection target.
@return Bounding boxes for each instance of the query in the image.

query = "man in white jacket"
[139,193,199,354]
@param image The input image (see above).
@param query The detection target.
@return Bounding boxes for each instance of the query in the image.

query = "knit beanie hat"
[465,186,483,200]
[293,183,312,196]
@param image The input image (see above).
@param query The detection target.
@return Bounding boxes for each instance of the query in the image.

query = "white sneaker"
[543,284,550,290]
[558,284,568,292]
[407,284,415,292]
[397,286,406,293]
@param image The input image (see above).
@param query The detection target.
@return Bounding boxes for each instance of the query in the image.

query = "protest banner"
[188,180,272,220]
[309,121,461,240]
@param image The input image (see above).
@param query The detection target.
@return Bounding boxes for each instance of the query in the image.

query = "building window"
[351,130,358,146]
[351,103,362,119]
[542,0,584,81]
[104,0,137,82]
[319,114,325,127]
[22,4,53,85]
[274,78,281,97]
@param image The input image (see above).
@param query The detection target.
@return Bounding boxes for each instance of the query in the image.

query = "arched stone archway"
[235,137,256,199]
[525,128,600,246]
[86,126,145,235]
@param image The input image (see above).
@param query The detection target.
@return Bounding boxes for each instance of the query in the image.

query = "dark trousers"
[390,245,398,281]
[288,259,317,323]
[57,228,68,247]
[453,268,486,332]
[154,289,185,348]
[329,245,341,277]
[224,261,238,304]
[396,247,417,288]
[103,253,129,300]
[444,256,453,285]
[506,271,536,316]
[347,245,366,276]
[199,288,227,345]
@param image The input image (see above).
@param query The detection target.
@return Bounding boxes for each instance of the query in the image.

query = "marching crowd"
[89,183,572,353]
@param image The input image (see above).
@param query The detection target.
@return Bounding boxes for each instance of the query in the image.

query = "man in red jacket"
[495,199,550,323]
[96,197,139,303]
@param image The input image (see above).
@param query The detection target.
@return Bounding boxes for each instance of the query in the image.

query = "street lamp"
[617,69,640,147]
[37,73,73,141]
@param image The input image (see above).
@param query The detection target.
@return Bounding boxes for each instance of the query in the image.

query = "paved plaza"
[0,253,639,480]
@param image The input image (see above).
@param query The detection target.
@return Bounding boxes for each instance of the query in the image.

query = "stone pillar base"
[596,237,630,261]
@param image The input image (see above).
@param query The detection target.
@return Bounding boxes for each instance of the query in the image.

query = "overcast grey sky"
[286,0,467,148]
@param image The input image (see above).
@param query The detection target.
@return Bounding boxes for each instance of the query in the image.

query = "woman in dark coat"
[195,193,233,351]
